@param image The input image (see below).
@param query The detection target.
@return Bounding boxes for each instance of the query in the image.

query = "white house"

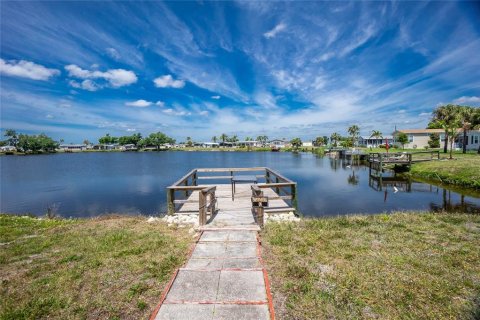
[359,135,394,148]
[119,144,137,151]
[0,145,16,153]
[268,139,290,149]
[202,142,220,148]
[59,144,87,152]
[302,141,313,147]
[236,140,261,147]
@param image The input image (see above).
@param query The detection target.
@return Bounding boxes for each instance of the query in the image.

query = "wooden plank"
[257,182,295,188]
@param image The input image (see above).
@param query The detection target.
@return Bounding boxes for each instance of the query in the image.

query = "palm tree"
[220,133,228,143]
[459,106,475,154]
[330,132,341,147]
[370,130,383,147]
[347,125,360,147]
[212,136,217,143]
[432,104,459,153]
[186,136,193,147]
[256,135,268,146]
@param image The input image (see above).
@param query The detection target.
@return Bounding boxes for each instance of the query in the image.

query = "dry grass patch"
[262,212,480,319]
[0,215,192,319]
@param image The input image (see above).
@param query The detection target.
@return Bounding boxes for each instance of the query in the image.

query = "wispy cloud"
[125,100,152,107]
[0,58,59,80]
[264,23,287,39]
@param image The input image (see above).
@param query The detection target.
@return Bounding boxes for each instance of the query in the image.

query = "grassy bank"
[0,215,192,320]
[410,153,480,189]
[262,212,480,319]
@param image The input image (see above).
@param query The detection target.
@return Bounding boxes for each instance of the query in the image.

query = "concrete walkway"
[152,229,273,320]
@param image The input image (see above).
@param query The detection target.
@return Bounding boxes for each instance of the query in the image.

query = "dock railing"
[166,167,297,218]
[368,150,440,165]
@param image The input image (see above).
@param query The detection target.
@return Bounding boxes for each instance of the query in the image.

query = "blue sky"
[1,1,479,143]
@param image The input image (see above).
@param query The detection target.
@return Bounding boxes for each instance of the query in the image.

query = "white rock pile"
[161,214,199,227]
[264,211,300,224]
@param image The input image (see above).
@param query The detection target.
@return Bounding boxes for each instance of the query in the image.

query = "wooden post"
[291,183,298,211]
[199,190,206,226]
[167,188,175,215]
[266,170,271,184]
[256,207,264,228]
[193,171,197,186]
[275,177,280,194]
[184,180,188,197]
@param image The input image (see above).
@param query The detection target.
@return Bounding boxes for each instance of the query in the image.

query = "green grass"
[410,153,480,189]
[262,212,480,319]
[0,215,192,319]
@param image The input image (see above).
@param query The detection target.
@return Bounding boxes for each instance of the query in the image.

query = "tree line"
[98,132,175,150]
[2,129,58,153]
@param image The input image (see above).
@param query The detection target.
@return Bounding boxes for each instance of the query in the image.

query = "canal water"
[1,151,479,217]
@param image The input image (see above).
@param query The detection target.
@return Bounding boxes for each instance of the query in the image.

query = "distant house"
[93,144,118,150]
[59,144,87,152]
[201,142,220,148]
[236,140,261,147]
[119,144,137,151]
[219,142,234,148]
[268,139,290,149]
[0,145,16,153]
[359,135,394,148]
[302,141,313,147]
[393,129,447,149]
[393,128,480,150]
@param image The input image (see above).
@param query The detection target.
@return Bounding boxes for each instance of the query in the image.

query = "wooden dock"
[151,168,297,319]
[166,167,297,228]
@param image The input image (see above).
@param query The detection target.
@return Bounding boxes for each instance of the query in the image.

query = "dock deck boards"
[177,184,293,230]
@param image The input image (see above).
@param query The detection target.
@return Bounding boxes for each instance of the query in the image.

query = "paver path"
[152,229,273,320]
[151,184,280,320]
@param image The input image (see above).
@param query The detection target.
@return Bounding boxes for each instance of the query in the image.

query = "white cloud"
[155,101,165,107]
[126,128,136,132]
[65,64,137,89]
[453,96,480,104]
[211,95,221,100]
[69,79,99,91]
[153,74,185,88]
[264,23,287,39]
[46,114,54,119]
[125,100,152,107]
[0,58,60,80]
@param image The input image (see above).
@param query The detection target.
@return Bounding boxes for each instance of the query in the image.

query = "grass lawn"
[410,153,480,189]
[0,215,192,320]
[262,212,480,319]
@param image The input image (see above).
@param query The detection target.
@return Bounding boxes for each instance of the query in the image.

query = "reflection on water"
[1,152,479,217]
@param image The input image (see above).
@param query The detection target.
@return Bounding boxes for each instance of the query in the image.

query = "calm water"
[1,152,479,217]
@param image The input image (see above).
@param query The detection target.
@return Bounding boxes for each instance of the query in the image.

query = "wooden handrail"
[266,168,294,183]
[197,167,266,173]
[170,169,197,187]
